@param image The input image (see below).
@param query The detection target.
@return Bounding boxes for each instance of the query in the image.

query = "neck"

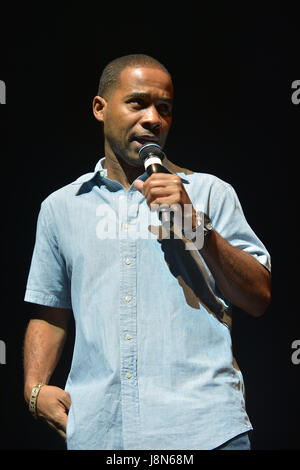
[103,151,144,191]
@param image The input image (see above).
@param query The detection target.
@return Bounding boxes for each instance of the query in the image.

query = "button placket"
[119,193,140,446]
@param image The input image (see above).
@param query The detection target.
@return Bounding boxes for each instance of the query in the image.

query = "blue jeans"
[215,432,251,450]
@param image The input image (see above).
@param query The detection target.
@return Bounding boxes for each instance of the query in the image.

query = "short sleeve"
[210,183,271,272]
[24,199,72,308]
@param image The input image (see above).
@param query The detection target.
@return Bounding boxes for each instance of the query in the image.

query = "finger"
[133,179,144,194]
[147,185,179,197]
[146,187,183,208]
[146,177,181,188]
[60,391,71,411]
[52,405,69,433]
[148,173,181,181]
[149,196,180,210]
[143,179,181,199]
[47,419,67,440]
[58,429,66,441]
[144,184,181,203]
[60,410,68,432]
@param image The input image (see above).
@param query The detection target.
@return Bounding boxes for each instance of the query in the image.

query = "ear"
[92,95,107,123]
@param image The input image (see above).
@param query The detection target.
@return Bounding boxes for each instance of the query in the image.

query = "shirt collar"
[74,156,189,196]
[94,157,150,184]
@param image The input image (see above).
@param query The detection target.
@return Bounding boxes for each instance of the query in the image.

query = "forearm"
[24,307,70,402]
[200,230,271,317]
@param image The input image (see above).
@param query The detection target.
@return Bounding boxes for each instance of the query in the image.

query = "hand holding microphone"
[133,143,195,229]
[137,143,173,226]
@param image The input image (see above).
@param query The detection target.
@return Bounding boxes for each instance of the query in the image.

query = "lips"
[130,135,159,145]
[130,135,158,144]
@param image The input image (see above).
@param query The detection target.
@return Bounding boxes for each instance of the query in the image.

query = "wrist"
[26,382,46,419]
[24,379,47,404]
[183,209,213,245]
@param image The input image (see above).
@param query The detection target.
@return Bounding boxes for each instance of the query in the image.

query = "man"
[24,54,271,450]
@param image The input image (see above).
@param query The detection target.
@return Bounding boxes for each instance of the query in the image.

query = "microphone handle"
[146,163,171,176]
[146,164,173,227]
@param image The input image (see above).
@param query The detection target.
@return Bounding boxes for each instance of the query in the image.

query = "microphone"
[138,143,173,227]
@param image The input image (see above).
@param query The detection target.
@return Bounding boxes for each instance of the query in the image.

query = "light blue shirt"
[24,157,271,450]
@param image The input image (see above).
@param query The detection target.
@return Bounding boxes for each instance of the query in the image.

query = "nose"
[140,105,162,132]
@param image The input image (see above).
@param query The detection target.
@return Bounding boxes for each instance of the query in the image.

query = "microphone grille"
[138,143,165,163]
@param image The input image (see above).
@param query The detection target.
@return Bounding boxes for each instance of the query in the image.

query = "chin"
[121,150,144,168]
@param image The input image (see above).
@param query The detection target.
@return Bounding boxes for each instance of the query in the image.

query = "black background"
[0,1,298,451]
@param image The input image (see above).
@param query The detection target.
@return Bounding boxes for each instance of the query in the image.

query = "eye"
[157,102,172,117]
[133,100,143,107]
[128,98,146,109]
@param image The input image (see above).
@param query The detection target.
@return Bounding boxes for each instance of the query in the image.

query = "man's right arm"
[24,306,72,440]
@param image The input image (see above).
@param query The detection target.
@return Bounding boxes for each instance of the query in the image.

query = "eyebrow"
[124,92,173,105]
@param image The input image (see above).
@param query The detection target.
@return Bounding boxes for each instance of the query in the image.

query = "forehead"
[117,66,173,98]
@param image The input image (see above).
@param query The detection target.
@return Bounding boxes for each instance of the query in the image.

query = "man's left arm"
[134,173,271,318]
[199,229,271,317]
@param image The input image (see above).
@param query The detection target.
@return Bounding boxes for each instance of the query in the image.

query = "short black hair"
[97,54,171,98]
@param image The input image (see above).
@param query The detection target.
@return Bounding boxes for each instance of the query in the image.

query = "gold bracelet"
[28,383,45,419]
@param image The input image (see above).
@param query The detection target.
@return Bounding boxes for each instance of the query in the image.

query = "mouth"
[130,135,160,149]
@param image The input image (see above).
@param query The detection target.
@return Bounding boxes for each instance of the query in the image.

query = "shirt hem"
[24,289,72,309]
[66,424,253,450]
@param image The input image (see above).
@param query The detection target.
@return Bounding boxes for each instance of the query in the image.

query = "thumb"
[134,179,144,194]
[60,391,71,411]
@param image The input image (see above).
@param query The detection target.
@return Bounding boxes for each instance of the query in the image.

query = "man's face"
[99,66,173,167]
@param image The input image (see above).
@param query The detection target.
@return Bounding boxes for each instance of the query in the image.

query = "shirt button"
[100,171,104,177]
[126,372,132,379]
[125,333,132,340]
[125,258,131,265]
[125,295,131,302]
